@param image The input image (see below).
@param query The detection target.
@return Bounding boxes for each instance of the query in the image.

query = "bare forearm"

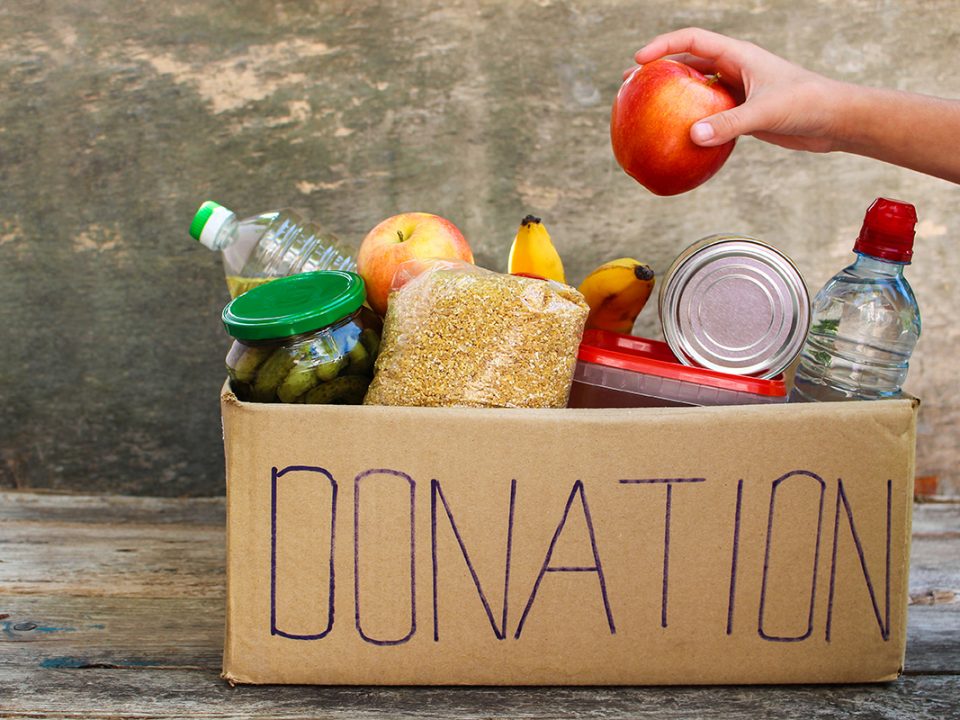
[833,83,960,183]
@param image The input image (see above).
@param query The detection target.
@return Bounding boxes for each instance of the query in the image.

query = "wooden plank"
[905,502,960,675]
[1,490,952,540]
[3,589,955,678]
[0,491,225,599]
[2,492,953,534]
[0,521,223,598]
[0,668,956,719]
[906,603,960,675]
[909,536,960,598]
[0,491,226,526]
[3,594,956,679]
[1,596,223,671]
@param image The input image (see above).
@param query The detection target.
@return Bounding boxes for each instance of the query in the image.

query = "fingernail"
[691,122,715,144]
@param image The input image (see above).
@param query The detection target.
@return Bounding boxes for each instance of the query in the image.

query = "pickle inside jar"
[233,321,382,405]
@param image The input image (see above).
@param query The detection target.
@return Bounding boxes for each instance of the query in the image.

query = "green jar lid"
[222,271,365,341]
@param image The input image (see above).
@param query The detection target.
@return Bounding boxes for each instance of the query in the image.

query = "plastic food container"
[567,329,787,408]
[222,271,381,404]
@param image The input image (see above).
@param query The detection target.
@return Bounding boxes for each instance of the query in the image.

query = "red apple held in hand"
[357,212,474,316]
[610,59,738,196]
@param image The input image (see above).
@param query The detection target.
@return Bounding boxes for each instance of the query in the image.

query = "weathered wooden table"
[1,491,957,718]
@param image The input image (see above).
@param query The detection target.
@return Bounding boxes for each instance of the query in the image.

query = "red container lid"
[577,329,787,398]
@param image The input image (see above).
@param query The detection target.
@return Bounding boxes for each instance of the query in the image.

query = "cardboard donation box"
[221,384,917,685]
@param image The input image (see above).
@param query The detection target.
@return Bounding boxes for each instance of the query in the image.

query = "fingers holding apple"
[610,58,738,196]
[357,212,474,316]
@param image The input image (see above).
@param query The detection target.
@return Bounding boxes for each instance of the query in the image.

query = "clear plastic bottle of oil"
[189,201,357,298]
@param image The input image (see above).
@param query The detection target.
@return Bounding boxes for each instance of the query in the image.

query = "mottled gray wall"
[2,0,957,496]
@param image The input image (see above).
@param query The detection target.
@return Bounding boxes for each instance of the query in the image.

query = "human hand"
[631,27,844,153]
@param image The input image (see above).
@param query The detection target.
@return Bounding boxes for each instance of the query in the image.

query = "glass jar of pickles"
[222,271,381,404]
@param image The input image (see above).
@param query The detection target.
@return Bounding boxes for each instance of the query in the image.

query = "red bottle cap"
[853,197,917,263]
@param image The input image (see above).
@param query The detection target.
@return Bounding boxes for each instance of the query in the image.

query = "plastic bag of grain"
[363,260,589,408]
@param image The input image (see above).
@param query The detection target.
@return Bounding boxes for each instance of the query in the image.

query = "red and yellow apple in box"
[610,59,737,196]
[357,212,473,316]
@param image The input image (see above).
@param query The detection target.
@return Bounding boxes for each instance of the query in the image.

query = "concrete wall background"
[2,0,957,496]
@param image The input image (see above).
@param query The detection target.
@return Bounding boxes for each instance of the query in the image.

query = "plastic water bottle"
[791,198,920,402]
[189,201,357,298]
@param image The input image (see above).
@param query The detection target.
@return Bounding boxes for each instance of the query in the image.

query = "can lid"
[190,200,236,250]
[577,329,786,396]
[853,197,917,263]
[222,271,366,341]
[659,234,810,379]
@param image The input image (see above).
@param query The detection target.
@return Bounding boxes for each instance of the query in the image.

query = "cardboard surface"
[221,384,917,685]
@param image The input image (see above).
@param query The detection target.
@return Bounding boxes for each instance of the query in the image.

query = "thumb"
[689,92,788,146]
[691,103,767,146]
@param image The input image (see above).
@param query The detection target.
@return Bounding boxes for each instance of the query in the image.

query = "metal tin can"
[659,234,810,379]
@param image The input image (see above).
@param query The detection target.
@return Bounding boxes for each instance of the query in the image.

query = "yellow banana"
[507,215,566,283]
[578,258,656,335]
